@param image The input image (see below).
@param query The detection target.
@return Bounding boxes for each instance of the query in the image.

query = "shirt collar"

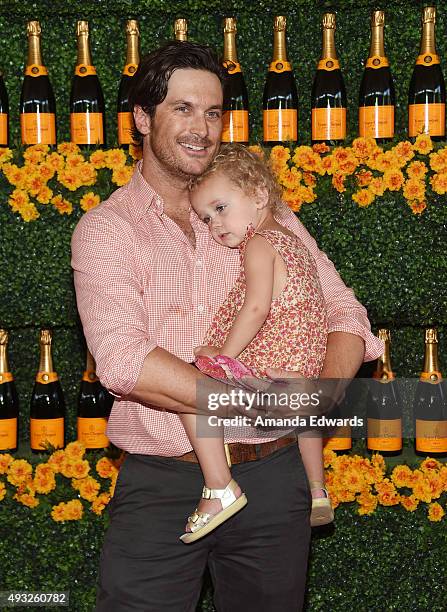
[127,160,164,222]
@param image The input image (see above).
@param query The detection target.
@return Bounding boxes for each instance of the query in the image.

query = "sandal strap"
[309,480,329,497]
[201,479,238,510]
[186,510,213,533]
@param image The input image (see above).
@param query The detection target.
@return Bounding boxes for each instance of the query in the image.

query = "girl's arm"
[219,235,275,358]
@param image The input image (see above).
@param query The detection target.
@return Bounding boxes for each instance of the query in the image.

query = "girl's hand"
[194,345,221,359]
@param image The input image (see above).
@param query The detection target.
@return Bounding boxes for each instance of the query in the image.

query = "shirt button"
[196,260,203,268]
[197,305,205,313]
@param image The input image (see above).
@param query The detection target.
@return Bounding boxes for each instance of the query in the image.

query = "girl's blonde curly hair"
[189,143,283,212]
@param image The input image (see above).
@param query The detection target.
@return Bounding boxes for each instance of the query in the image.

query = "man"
[72,41,383,611]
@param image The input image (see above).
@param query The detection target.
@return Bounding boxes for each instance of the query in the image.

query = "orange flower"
[403,178,425,201]
[129,143,143,160]
[57,169,82,191]
[406,160,427,179]
[65,441,85,461]
[46,152,65,171]
[89,150,108,168]
[383,169,404,191]
[342,469,366,493]
[377,490,400,506]
[321,155,337,175]
[278,166,302,189]
[429,150,447,173]
[292,146,323,173]
[247,145,265,159]
[391,465,413,488]
[409,200,427,215]
[33,472,56,494]
[328,491,339,510]
[0,454,14,474]
[0,147,13,165]
[374,150,399,173]
[332,172,346,193]
[393,140,415,164]
[91,492,111,515]
[352,137,378,160]
[413,480,433,503]
[368,177,385,196]
[430,172,447,195]
[112,165,134,186]
[65,153,85,169]
[106,148,127,169]
[47,449,66,473]
[14,492,39,508]
[0,482,6,502]
[80,191,101,212]
[51,503,67,522]
[428,501,445,522]
[270,145,291,164]
[57,142,81,156]
[7,459,33,486]
[51,195,73,215]
[356,491,378,515]
[65,499,84,520]
[356,169,373,187]
[413,133,433,155]
[109,473,118,497]
[77,476,101,501]
[312,142,330,154]
[352,189,375,208]
[70,459,90,480]
[400,495,419,512]
[420,457,442,473]
[323,448,336,468]
[282,188,303,212]
[96,457,118,479]
[23,144,49,164]
[78,164,97,186]
[303,172,317,188]
[3,164,26,187]
[36,186,53,205]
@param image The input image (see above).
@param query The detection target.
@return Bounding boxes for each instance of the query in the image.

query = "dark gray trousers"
[96,444,311,612]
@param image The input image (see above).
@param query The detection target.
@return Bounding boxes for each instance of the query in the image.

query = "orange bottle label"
[359,105,395,139]
[365,56,390,69]
[223,61,242,75]
[323,426,352,451]
[409,103,445,137]
[416,53,440,66]
[70,112,104,145]
[221,110,249,142]
[77,417,109,449]
[268,61,292,73]
[367,418,402,452]
[0,113,7,146]
[36,371,58,384]
[75,64,97,77]
[0,418,17,451]
[263,109,297,142]
[0,372,13,384]
[317,59,340,71]
[416,419,447,453]
[25,64,48,77]
[30,417,64,450]
[118,111,135,145]
[311,107,346,141]
[122,63,138,77]
[20,113,56,145]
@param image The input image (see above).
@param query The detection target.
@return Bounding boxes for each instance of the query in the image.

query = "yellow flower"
[377,489,400,506]
[430,172,447,195]
[46,152,65,171]
[278,166,302,189]
[51,194,73,215]
[37,162,56,182]
[282,188,303,212]
[96,457,118,479]
[303,172,316,188]
[406,161,427,179]
[342,469,366,493]
[352,189,375,208]
[106,148,127,169]
[14,492,39,508]
[383,169,404,191]
[33,471,56,494]
[439,466,447,490]
[356,490,378,515]
[312,142,330,155]
[109,473,118,497]
[428,501,445,522]
[112,165,134,186]
[65,153,85,169]
[57,169,82,191]
[391,465,413,488]
[77,476,101,501]
[7,459,33,486]
[57,142,81,156]
[270,145,290,164]
[400,495,419,512]
[47,449,66,473]
[65,499,84,520]
[292,146,323,174]
[129,143,143,160]
[65,441,85,461]
[368,177,385,196]
[413,480,433,503]
[0,482,6,501]
[413,133,433,155]
[91,492,111,515]
[247,145,265,159]
[374,150,399,173]
[420,457,442,473]
[51,503,67,522]
[23,144,49,164]
[323,448,336,468]
[429,149,447,173]
[331,172,346,193]
[352,137,378,160]
[0,454,14,474]
[80,192,101,212]
[26,174,45,195]
[333,148,358,175]
[371,453,386,473]
[356,169,373,187]
[78,163,97,186]
[70,459,90,480]
[393,140,415,164]
[0,147,13,165]
[36,186,53,204]
[409,200,427,215]
[89,149,108,168]
[403,178,425,201]
[3,163,26,187]
[321,154,337,175]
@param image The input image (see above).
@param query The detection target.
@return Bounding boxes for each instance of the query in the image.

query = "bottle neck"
[125,33,139,66]
[321,28,337,60]
[85,349,95,372]
[27,34,43,66]
[420,21,436,55]
[175,20,187,41]
[272,30,288,62]
[423,341,440,377]
[77,33,93,66]
[223,32,238,63]
[38,343,54,373]
[374,342,394,380]
[369,24,385,57]
[0,342,10,374]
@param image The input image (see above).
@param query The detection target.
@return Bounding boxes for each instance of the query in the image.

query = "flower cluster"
[261,134,447,215]
[0,442,122,522]
[0,143,142,222]
[324,450,447,521]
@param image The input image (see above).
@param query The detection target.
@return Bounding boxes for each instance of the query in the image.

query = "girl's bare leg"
[297,433,326,498]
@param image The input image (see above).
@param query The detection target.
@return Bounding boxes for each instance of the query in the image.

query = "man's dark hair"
[128,41,226,144]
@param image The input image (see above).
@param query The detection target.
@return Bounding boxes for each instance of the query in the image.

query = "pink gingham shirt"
[71,160,383,456]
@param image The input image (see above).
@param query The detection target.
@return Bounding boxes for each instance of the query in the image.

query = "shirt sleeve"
[71,208,157,397]
[275,202,384,362]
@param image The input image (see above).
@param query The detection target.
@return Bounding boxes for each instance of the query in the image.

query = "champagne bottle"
[415,329,447,456]
[174,18,188,41]
[221,17,249,144]
[0,330,19,453]
[30,330,65,453]
[366,329,402,455]
[263,16,298,146]
[77,349,113,450]
[311,13,346,146]
[20,21,56,146]
[0,71,9,146]
[323,405,352,453]
[117,19,140,148]
[408,6,445,141]
[359,11,395,142]
[70,21,105,147]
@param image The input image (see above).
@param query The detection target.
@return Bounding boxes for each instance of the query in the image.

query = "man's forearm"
[320,332,365,379]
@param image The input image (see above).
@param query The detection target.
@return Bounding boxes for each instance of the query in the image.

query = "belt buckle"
[224,443,232,468]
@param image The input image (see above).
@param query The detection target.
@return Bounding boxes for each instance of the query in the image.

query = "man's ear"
[133,106,151,136]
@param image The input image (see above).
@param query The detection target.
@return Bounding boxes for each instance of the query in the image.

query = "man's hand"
[194,345,221,359]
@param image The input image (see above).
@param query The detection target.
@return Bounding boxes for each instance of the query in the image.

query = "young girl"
[179,144,333,544]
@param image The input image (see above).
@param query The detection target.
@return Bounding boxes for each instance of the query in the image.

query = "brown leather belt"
[177,435,297,467]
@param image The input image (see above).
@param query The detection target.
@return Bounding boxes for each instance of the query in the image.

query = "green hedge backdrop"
[1,0,447,610]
